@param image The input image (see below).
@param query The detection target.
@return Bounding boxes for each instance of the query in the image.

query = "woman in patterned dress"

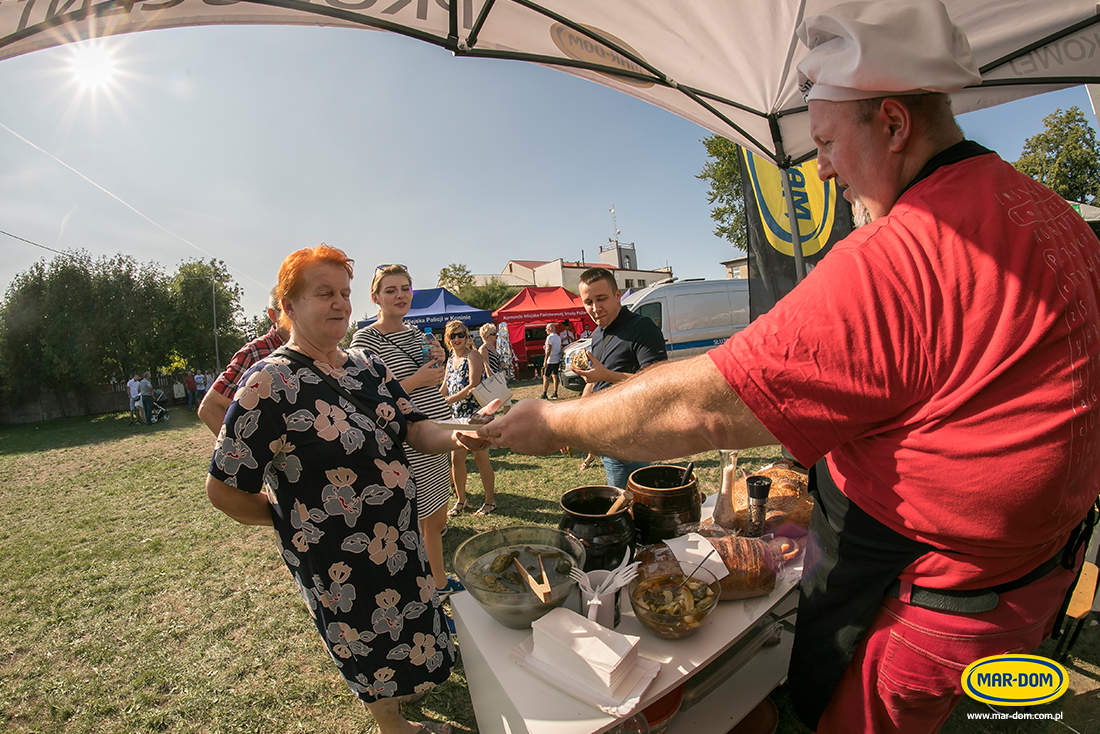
[206,245,488,734]
[440,320,496,515]
[349,265,461,599]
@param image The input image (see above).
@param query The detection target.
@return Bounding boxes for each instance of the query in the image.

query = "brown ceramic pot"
[627,465,701,545]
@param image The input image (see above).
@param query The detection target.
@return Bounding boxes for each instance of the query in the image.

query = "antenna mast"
[609,205,620,248]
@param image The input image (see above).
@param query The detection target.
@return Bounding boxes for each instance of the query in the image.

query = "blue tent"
[357,288,491,330]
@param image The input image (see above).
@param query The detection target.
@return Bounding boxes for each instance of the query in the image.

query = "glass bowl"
[453,525,586,629]
[627,559,720,640]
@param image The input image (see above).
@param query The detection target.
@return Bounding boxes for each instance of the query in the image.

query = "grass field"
[4,378,1100,733]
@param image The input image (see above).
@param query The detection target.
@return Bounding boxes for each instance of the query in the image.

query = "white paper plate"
[432,418,489,430]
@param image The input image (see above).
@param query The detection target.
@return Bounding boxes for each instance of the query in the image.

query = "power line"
[0,229,70,257]
[0,120,267,290]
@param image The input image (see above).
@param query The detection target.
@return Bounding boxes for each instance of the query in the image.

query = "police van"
[561,278,751,391]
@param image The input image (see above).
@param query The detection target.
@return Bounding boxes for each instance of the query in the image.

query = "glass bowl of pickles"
[627,557,720,639]
[452,526,586,629]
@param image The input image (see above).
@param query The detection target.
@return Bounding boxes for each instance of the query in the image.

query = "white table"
[451,574,798,734]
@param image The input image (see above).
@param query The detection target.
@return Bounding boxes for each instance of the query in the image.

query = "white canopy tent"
[1,1,1097,168]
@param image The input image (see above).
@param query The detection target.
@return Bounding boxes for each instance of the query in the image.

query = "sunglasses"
[451,332,469,339]
[375,263,407,271]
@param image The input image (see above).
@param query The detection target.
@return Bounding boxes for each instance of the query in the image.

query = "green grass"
[0,380,785,734]
[6,380,1096,733]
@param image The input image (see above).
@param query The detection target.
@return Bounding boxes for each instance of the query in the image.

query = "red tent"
[493,287,594,368]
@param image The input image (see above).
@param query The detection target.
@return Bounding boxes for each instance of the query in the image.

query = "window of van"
[524,326,546,342]
[634,301,663,331]
[673,292,732,331]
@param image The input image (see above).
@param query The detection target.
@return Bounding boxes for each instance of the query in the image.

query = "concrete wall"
[0,376,181,426]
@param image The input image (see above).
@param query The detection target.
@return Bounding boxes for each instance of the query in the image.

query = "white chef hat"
[795,0,982,103]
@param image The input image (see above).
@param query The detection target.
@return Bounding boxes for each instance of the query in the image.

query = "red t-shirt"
[711,151,1100,590]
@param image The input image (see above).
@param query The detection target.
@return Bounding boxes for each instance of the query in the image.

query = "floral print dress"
[208,348,455,702]
[444,354,481,419]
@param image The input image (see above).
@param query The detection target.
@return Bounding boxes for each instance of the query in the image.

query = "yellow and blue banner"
[738,148,853,319]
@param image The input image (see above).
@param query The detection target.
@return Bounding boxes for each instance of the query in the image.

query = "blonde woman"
[478,322,504,378]
[350,265,462,601]
[441,320,496,515]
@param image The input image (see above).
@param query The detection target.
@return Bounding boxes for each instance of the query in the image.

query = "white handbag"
[472,370,513,408]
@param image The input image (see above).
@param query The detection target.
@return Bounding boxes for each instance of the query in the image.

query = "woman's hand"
[406,361,446,391]
[406,400,501,454]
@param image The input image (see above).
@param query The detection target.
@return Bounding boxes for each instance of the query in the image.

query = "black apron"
[787,459,932,730]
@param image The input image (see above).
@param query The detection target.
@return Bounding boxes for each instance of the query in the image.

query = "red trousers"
[815,560,1079,734]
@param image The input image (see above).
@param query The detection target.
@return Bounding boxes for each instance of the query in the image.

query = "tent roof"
[493,286,588,323]
[357,288,491,330]
[2,2,1095,166]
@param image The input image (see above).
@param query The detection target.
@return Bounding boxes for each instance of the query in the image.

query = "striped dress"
[350,324,451,520]
[483,348,502,376]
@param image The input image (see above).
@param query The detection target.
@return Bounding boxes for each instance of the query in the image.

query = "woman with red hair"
[206,244,488,734]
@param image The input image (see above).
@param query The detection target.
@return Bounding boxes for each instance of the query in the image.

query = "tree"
[92,253,174,381]
[458,278,521,312]
[697,135,748,253]
[0,251,174,410]
[438,263,475,292]
[1014,106,1100,204]
[168,259,244,371]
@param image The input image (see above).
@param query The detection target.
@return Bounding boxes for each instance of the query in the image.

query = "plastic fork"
[568,567,594,595]
[596,561,641,595]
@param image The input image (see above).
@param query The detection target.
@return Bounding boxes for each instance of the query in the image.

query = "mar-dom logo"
[962,654,1069,706]
[550,23,654,89]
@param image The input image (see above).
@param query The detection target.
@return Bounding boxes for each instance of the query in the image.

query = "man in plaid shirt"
[198,288,288,435]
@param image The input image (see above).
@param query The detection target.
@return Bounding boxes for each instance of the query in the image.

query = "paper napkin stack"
[531,607,641,696]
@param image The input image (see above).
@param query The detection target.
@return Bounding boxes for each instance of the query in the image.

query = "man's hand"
[455,399,502,451]
[574,351,617,385]
[476,398,565,455]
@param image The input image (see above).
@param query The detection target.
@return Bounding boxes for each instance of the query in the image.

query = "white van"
[561,278,750,390]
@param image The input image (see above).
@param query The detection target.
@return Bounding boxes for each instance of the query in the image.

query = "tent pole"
[781,166,807,283]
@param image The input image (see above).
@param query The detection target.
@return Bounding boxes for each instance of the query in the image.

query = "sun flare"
[70,42,116,90]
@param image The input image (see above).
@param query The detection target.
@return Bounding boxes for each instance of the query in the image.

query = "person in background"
[478,323,505,379]
[350,265,462,604]
[479,3,1100,731]
[138,371,154,426]
[540,323,561,400]
[558,320,575,349]
[199,288,288,436]
[571,267,667,488]
[206,244,490,734]
[184,370,198,412]
[194,369,206,404]
[127,372,142,425]
[440,320,496,516]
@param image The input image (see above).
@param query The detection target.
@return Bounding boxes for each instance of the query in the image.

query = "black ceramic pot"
[558,486,635,572]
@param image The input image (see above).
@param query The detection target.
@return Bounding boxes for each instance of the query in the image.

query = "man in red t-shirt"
[480,2,1100,731]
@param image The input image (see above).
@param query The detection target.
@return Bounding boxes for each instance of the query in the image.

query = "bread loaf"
[705,535,778,600]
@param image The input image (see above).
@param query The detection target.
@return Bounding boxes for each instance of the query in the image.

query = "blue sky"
[0,25,1096,320]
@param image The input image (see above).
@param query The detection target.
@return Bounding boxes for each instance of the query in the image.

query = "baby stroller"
[148,389,171,423]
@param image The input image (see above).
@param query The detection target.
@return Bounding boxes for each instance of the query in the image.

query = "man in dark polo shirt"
[574,267,667,487]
